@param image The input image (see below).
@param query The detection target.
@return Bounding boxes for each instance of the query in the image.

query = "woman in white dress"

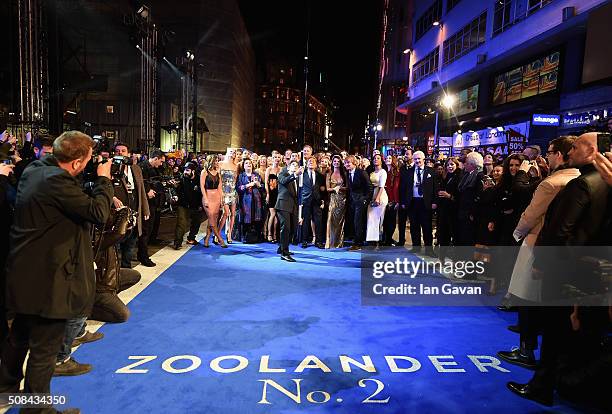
[366,154,388,244]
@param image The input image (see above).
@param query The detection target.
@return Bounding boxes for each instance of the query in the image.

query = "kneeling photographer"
[0,131,113,411]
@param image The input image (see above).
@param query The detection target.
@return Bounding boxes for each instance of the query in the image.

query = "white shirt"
[413,166,424,198]
[349,168,356,182]
[126,166,135,193]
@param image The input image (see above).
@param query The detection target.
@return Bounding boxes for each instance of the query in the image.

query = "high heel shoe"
[220,241,228,248]
[203,239,210,248]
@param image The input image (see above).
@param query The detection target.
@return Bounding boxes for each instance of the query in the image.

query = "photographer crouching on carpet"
[0,131,113,414]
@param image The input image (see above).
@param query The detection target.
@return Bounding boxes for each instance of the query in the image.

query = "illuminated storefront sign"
[451,122,530,149]
[532,114,560,126]
[562,108,610,127]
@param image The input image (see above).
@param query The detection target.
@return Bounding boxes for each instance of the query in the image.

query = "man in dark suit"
[399,150,438,256]
[137,149,165,267]
[276,160,303,262]
[0,131,112,410]
[344,155,373,251]
[507,132,611,406]
[300,157,325,249]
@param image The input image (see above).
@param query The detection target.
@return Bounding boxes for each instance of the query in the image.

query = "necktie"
[417,168,423,196]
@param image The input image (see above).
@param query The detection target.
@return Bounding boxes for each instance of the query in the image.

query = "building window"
[447,0,462,12]
[493,0,553,37]
[412,46,439,85]
[106,105,114,114]
[415,0,443,41]
[443,11,487,66]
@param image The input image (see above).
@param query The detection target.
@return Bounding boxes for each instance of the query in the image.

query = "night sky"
[238,0,384,145]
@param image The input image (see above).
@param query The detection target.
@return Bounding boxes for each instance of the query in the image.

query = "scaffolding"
[16,0,49,135]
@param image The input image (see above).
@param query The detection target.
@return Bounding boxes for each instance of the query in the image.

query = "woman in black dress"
[265,153,282,242]
[436,157,462,261]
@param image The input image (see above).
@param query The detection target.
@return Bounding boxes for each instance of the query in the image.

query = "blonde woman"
[265,153,282,242]
[200,155,227,248]
[219,148,239,243]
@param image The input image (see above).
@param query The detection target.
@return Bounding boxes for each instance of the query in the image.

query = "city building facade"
[396,0,612,157]
[375,0,414,155]
[254,62,332,154]
[2,0,255,153]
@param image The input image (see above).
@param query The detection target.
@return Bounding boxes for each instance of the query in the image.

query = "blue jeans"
[56,316,87,363]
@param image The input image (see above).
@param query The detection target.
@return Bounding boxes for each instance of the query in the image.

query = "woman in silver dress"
[219,148,239,243]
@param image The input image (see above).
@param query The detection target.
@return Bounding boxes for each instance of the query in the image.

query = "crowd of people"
[0,126,610,412]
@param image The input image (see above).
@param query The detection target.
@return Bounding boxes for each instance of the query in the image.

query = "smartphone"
[597,133,611,154]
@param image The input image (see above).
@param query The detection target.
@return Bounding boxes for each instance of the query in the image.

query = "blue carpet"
[44,243,581,413]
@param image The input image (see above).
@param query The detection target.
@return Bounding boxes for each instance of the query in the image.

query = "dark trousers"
[518,306,541,351]
[529,307,573,391]
[382,204,398,244]
[277,209,296,254]
[119,228,138,268]
[301,199,323,244]
[350,196,367,246]
[408,198,433,246]
[398,205,408,244]
[137,200,157,260]
[0,314,66,408]
[174,206,204,244]
[91,268,141,323]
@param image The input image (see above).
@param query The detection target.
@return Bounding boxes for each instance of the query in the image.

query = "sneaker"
[72,331,104,347]
[54,357,92,377]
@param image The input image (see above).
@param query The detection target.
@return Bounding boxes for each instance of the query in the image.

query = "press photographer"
[0,131,113,411]
[173,161,205,249]
[113,142,149,268]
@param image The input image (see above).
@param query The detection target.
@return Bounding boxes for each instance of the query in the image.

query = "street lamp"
[441,93,456,109]
[374,123,382,152]
[434,93,456,151]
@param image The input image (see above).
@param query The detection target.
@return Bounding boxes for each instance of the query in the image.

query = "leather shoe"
[348,245,362,251]
[315,243,325,249]
[54,357,92,377]
[72,331,104,347]
[497,348,536,370]
[395,241,405,247]
[301,242,308,248]
[139,258,156,267]
[281,254,296,262]
[507,324,520,334]
[497,304,518,312]
[506,382,553,406]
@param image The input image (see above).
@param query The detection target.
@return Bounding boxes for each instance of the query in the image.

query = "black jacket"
[347,168,374,203]
[177,173,202,210]
[534,164,611,299]
[456,169,485,221]
[5,156,113,319]
[399,165,438,209]
[275,167,299,214]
